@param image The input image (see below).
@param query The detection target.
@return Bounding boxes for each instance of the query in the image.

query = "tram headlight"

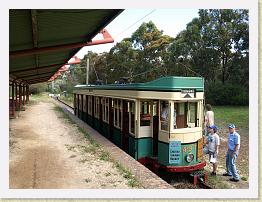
[185,153,194,162]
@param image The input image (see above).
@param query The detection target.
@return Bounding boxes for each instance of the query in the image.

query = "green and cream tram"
[73,76,206,172]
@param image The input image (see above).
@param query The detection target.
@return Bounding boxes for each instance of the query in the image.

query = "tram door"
[109,98,114,140]
[99,97,103,134]
[121,100,129,153]
[152,101,159,157]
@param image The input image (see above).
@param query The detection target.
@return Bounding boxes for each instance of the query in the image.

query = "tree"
[169,9,249,86]
[131,21,173,81]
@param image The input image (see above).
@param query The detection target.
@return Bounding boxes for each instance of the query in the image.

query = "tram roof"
[74,76,204,92]
[9,9,123,84]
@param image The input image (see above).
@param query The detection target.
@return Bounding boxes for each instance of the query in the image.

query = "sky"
[75,9,200,59]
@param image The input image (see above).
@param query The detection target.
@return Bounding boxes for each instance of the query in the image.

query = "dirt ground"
[9,101,132,189]
[203,125,249,189]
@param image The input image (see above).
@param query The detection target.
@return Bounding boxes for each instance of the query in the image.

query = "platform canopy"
[9,9,123,84]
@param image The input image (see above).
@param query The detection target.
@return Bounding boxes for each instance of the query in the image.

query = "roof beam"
[16,71,56,80]
[14,69,58,79]
[31,10,38,48]
[27,76,51,83]
[10,63,65,74]
[10,30,114,58]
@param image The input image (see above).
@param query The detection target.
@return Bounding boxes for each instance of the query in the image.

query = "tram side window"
[103,98,109,123]
[129,101,135,134]
[188,102,198,127]
[140,101,151,126]
[175,102,199,128]
[114,99,121,128]
[160,101,169,131]
[88,96,92,115]
[83,95,86,113]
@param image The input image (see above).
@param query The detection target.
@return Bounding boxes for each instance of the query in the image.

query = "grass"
[213,106,249,130]
[52,101,141,188]
[205,105,249,189]
[59,94,74,107]
[207,174,230,189]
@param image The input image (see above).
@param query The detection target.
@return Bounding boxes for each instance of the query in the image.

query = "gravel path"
[9,101,132,189]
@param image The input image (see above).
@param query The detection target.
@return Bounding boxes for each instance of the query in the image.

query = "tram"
[73,76,206,172]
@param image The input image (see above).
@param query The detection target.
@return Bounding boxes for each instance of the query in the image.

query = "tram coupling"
[189,170,210,188]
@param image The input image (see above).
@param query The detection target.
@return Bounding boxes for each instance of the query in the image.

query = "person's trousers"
[226,150,240,180]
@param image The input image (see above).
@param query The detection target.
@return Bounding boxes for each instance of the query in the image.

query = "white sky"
[75,9,199,59]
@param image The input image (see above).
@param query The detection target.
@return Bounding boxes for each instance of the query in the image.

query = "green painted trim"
[74,76,204,92]
[158,141,200,166]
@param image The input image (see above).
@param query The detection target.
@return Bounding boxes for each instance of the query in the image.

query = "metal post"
[19,83,22,111]
[11,82,15,117]
[26,85,29,103]
[86,57,89,84]
[22,85,25,105]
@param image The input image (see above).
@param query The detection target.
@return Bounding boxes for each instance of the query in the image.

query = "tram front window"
[140,101,151,126]
[160,101,169,131]
[174,102,199,129]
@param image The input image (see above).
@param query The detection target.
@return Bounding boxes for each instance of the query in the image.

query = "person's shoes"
[229,178,240,182]
[223,173,232,176]
[211,172,216,176]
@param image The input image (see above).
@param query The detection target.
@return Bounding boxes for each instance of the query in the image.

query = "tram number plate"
[169,141,181,164]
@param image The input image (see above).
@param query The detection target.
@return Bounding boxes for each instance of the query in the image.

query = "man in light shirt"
[204,104,214,136]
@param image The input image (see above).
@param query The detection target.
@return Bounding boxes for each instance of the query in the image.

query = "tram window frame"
[187,102,198,128]
[103,98,109,123]
[140,101,151,127]
[160,100,169,131]
[173,101,200,129]
[114,99,122,129]
[79,94,82,112]
[95,97,100,119]
[83,95,86,113]
[129,101,136,134]
[88,95,92,115]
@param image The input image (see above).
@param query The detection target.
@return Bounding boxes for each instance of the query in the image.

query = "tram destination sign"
[181,89,195,98]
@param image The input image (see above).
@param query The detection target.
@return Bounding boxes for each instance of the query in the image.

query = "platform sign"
[169,141,181,164]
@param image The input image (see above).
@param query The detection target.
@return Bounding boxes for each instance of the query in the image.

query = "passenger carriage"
[73,76,206,173]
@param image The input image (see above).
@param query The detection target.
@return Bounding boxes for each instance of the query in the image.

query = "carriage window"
[129,101,135,134]
[140,101,151,126]
[88,96,92,115]
[114,99,121,128]
[79,95,82,112]
[160,101,169,131]
[103,98,109,123]
[94,97,100,118]
[188,102,198,127]
[83,95,86,113]
[175,102,199,129]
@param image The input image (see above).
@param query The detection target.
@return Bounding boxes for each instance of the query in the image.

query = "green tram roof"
[74,76,204,92]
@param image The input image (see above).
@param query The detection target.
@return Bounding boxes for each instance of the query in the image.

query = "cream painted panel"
[74,89,204,101]
[170,128,203,143]
[138,126,152,138]
[158,130,169,143]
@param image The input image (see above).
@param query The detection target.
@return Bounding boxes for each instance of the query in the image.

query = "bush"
[29,83,48,94]
[205,82,248,105]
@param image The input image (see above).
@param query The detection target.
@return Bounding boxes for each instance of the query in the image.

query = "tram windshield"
[174,101,199,129]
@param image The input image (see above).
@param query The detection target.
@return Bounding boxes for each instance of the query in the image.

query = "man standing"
[206,125,220,175]
[223,124,240,182]
[204,104,214,136]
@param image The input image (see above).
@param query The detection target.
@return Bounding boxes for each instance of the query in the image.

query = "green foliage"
[206,82,248,105]
[29,83,48,94]
[58,9,249,106]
